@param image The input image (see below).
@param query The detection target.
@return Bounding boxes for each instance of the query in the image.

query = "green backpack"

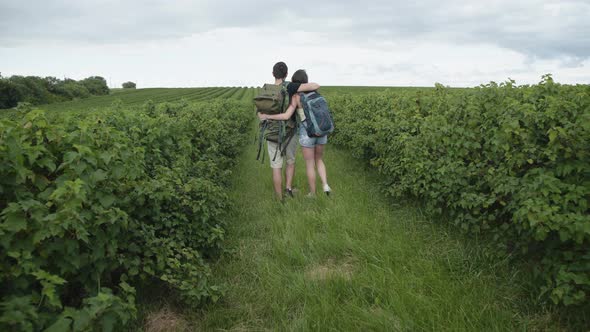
[254,83,288,115]
[254,82,296,162]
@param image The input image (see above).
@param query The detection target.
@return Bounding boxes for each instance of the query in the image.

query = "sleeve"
[286,82,301,97]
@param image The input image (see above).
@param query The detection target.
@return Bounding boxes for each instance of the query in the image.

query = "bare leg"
[272,167,282,199]
[285,163,295,190]
[314,144,328,188]
[302,146,316,194]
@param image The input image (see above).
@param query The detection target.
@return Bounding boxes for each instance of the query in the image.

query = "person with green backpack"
[254,62,320,200]
[258,69,333,197]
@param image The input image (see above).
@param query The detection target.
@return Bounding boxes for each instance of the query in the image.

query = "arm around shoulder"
[262,98,297,121]
[297,82,320,92]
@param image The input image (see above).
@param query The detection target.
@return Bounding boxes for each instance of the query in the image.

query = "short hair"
[291,69,308,84]
[272,62,288,79]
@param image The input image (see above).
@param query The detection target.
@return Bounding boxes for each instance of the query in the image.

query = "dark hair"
[291,69,308,83]
[272,62,288,79]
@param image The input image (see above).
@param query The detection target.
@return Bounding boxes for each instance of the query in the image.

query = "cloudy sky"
[1,0,589,87]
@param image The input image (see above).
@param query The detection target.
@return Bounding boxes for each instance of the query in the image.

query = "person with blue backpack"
[258,69,334,196]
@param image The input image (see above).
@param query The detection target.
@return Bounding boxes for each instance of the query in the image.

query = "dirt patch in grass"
[144,307,190,332]
[305,257,355,281]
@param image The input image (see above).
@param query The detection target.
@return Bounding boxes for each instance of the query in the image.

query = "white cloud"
[1,1,589,87]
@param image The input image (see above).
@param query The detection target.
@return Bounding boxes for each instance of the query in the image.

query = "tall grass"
[145,143,570,331]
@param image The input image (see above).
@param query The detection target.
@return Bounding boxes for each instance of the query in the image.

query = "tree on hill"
[0,74,111,109]
[55,81,91,99]
[80,76,110,95]
[0,79,21,109]
[122,81,136,89]
[8,76,52,105]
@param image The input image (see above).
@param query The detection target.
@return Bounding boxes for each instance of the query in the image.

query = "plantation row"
[33,85,419,115]
[329,76,590,306]
[0,100,251,331]
[40,87,258,113]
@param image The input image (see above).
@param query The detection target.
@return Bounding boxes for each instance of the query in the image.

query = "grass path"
[157,139,560,332]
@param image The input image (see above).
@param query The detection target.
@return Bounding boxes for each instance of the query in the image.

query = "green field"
[1,85,587,331]
[1,85,430,115]
[14,85,434,113]
[39,87,259,112]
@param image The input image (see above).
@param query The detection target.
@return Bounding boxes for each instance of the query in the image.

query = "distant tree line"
[0,74,110,109]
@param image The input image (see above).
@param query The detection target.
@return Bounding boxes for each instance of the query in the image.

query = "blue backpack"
[299,91,334,137]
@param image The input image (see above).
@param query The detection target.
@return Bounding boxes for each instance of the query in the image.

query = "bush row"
[0,99,251,331]
[329,76,590,306]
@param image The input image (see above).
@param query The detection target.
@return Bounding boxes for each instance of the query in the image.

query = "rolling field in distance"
[1,86,404,118]
[35,86,425,113]
[38,87,258,112]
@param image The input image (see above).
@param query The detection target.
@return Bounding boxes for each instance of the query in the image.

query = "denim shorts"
[299,126,327,148]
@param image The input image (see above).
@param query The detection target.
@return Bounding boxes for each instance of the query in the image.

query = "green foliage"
[80,76,109,96]
[6,76,52,105]
[330,76,590,306]
[54,81,91,100]
[0,99,251,330]
[0,75,110,110]
[0,78,22,109]
[122,82,136,89]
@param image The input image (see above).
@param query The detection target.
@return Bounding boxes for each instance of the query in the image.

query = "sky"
[1,0,589,88]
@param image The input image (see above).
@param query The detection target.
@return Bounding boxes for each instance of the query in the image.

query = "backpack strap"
[280,127,296,156]
[300,91,316,99]
[273,123,284,162]
[256,121,268,163]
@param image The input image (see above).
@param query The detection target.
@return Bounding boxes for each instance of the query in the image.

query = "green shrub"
[330,76,590,306]
[121,82,136,89]
[80,76,109,96]
[0,100,251,330]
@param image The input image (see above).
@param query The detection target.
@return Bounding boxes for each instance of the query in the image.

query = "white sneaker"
[323,184,331,196]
